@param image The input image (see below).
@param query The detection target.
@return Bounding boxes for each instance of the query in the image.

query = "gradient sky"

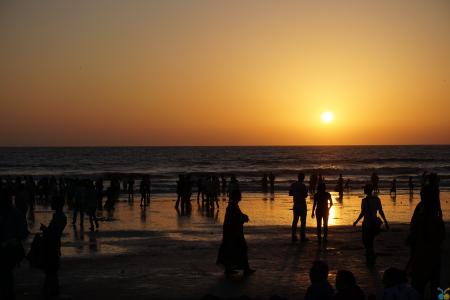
[1,0,449,146]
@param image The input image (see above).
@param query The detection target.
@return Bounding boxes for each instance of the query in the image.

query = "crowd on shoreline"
[0,171,446,300]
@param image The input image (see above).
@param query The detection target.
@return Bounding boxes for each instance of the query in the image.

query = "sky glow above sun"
[0,0,449,146]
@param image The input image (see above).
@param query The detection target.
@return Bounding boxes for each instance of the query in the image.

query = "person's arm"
[378,198,389,230]
[328,194,333,210]
[353,199,364,226]
[311,196,316,218]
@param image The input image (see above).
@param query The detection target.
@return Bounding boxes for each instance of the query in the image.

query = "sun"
[321,111,334,123]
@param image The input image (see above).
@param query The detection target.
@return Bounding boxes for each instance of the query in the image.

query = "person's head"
[363,183,373,196]
[309,260,329,284]
[382,267,407,288]
[51,195,65,212]
[229,189,242,203]
[298,173,305,182]
[317,182,326,193]
[336,270,357,291]
[231,175,237,182]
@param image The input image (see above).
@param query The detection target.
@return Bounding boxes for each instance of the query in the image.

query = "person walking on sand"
[41,195,67,298]
[289,173,309,242]
[407,173,445,300]
[216,189,255,276]
[353,183,389,265]
[390,179,397,197]
[312,182,333,243]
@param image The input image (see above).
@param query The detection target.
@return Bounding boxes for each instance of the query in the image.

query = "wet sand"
[14,192,450,300]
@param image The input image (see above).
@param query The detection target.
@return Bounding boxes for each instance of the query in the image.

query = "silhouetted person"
[0,188,28,300]
[408,177,414,195]
[269,172,275,192]
[312,182,332,243]
[382,267,418,300]
[227,175,240,197]
[344,179,350,192]
[289,173,309,242]
[40,195,67,298]
[85,180,99,231]
[353,184,389,265]
[127,177,135,201]
[217,188,255,276]
[334,270,365,300]
[95,178,104,211]
[140,175,151,207]
[262,174,268,192]
[72,180,86,226]
[371,172,379,193]
[220,175,227,196]
[407,173,445,300]
[304,260,334,300]
[336,174,344,198]
[390,179,397,196]
[309,173,318,194]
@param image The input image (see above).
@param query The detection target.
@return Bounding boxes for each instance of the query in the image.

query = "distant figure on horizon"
[344,179,351,192]
[262,174,268,192]
[127,176,135,202]
[140,175,151,207]
[334,270,365,300]
[390,179,397,197]
[304,260,334,300]
[289,173,309,242]
[309,173,318,194]
[312,182,333,243]
[269,172,275,193]
[216,187,255,277]
[371,172,380,193]
[408,177,414,195]
[220,175,227,196]
[336,174,344,199]
[353,183,389,265]
[407,173,445,300]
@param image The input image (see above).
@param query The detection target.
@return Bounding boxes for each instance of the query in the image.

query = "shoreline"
[15,223,450,300]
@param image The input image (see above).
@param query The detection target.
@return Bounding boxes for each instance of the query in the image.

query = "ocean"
[1,146,450,193]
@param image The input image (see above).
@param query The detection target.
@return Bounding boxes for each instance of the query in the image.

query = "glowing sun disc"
[321,111,334,123]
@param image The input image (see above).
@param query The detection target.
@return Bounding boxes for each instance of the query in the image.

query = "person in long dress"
[216,188,255,276]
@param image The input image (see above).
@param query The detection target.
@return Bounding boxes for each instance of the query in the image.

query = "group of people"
[217,171,445,300]
[0,179,66,299]
[0,170,446,299]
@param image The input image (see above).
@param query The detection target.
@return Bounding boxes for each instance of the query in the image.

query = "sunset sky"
[1,0,449,146]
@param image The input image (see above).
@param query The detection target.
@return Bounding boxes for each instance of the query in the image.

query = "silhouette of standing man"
[289,173,309,242]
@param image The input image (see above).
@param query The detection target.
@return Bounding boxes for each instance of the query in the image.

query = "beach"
[13,192,450,300]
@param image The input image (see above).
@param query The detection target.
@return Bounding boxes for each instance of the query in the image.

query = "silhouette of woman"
[216,188,255,276]
[312,182,333,243]
[407,173,445,299]
[353,183,389,265]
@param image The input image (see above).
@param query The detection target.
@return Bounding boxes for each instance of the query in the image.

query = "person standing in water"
[289,173,309,242]
[311,182,333,243]
[216,188,255,276]
[353,183,389,265]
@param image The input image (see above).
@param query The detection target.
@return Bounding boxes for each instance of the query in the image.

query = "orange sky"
[1,0,449,146]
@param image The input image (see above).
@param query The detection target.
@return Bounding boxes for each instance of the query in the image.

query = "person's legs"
[72,209,78,225]
[323,212,329,240]
[362,228,375,264]
[316,213,322,241]
[300,207,307,241]
[291,210,300,241]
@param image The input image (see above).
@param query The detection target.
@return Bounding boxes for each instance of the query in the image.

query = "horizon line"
[1,144,450,148]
